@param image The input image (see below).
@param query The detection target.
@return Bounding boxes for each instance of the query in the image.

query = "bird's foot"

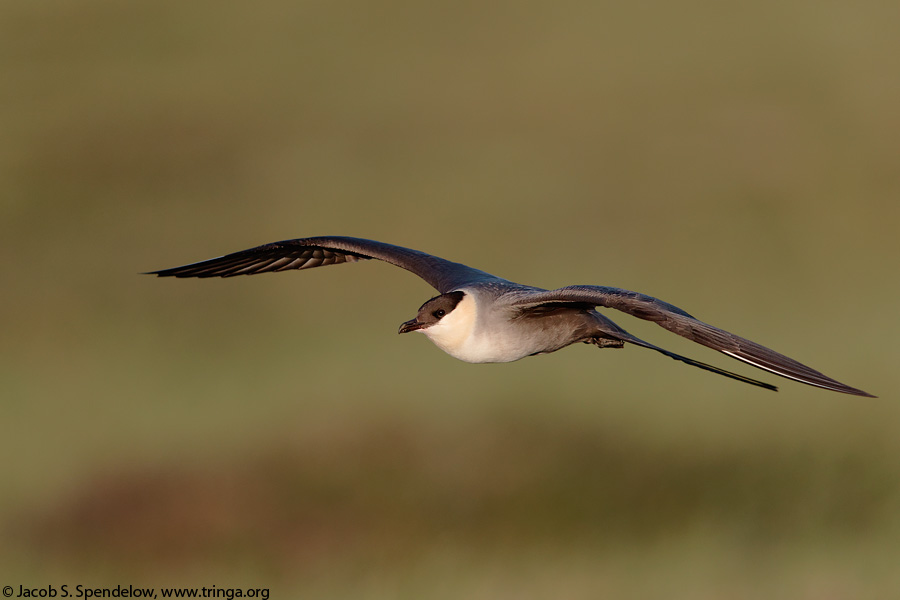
[586,337,625,349]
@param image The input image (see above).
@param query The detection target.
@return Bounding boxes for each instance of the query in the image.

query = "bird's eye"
[433,309,446,319]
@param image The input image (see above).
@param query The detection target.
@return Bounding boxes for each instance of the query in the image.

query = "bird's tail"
[616,335,779,392]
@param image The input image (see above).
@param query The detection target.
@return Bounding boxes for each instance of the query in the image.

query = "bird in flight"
[148,236,873,396]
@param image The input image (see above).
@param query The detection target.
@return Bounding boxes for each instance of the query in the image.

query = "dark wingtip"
[798,380,875,398]
[797,383,875,398]
[143,266,207,278]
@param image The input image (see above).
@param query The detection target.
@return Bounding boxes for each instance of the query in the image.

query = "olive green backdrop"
[2,1,898,598]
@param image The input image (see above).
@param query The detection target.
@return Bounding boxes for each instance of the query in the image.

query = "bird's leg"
[585,336,625,349]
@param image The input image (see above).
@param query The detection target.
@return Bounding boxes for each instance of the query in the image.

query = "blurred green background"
[2,0,899,597]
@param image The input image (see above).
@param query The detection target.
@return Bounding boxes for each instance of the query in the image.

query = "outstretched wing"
[512,285,874,397]
[146,236,500,293]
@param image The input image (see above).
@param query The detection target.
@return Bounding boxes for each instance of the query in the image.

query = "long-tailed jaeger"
[148,236,874,396]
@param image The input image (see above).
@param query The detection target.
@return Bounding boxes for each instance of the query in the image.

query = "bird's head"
[398,291,467,335]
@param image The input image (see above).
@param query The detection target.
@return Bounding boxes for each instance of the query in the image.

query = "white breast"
[419,291,529,363]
